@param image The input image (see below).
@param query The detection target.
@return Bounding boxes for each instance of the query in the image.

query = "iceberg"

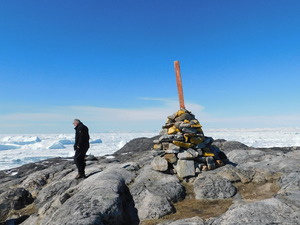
[90,139,102,144]
[0,145,19,151]
[48,142,66,149]
[1,136,41,145]
[59,139,75,145]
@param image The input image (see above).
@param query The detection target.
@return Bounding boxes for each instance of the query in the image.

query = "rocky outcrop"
[32,167,139,225]
[0,137,300,225]
[212,198,300,224]
[0,188,34,221]
[130,165,185,219]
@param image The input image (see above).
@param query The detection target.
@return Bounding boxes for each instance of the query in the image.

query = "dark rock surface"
[0,137,299,225]
[113,136,160,163]
[213,139,249,152]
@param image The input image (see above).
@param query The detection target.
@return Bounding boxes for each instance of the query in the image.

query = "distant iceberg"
[90,139,102,144]
[48,142,66,149]
[0,145,19,151]
[1,136,41,145]
[59,139,75,145]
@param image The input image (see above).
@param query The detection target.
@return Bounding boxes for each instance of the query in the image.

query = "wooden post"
[174,61,185,109]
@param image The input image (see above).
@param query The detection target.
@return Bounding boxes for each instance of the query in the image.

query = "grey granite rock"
[211,198,300,225]
[151,156,169,172]
[137,190,175,219]
[219,141,249,152]
[178,150,198,160]
[194,174,236,200]
[1,136,300,225]
[0,188,33,222]
[175,159,195,178]
[36,167,139,225]
[277,172,300,208]
[130,165,185,219]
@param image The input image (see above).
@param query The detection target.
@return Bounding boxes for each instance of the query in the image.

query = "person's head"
[73,119,81,127]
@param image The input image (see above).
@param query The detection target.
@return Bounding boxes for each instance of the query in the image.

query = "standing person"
[73,119,90,179]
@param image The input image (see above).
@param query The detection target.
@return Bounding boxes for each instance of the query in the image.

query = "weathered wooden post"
[174,60,186,109]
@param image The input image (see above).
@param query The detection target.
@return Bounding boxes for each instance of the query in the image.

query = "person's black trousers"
[74,148,88,175]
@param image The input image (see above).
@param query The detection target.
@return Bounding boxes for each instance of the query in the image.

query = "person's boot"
[75,173,86,179]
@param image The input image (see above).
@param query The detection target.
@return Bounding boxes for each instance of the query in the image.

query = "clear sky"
[0,0,299,133]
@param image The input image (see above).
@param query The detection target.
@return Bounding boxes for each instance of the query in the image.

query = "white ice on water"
[0,128,300,171]
[0,132,155,171]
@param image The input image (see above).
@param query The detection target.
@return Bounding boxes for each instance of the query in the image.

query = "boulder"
[194,174,236,200]
[36,167,139,225]
[137,190,175,219]
[0,188,34,223]
[151,156,169,171]
[175,160,195,178]
[277,172,300,208]
[130,165,185,219]
[216,164,254,183]
[211,198,300,224]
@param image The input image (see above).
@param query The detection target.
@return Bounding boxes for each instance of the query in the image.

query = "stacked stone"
[151,109,225,179]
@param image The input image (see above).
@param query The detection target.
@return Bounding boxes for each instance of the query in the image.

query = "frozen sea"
[1,128,300,171]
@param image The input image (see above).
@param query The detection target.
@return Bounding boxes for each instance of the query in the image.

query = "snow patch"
[118,140,127,149]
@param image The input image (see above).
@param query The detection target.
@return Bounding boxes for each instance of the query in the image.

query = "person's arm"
[76,127,84,149]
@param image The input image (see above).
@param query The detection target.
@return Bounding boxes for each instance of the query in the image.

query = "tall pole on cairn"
[174,61,186,109]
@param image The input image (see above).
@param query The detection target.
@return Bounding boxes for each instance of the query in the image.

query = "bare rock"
[211,198,300,225]
[37,167,139,225]
[220,141,249,152]
[151,156,169,172]
[216,164,255,183]
[194,174,236,200]
[130,165,185,220]
[277,172,300,208]
[0,188,34,223]
[175,160,195,178]
[164,154,178,164]
[178,149,198,160]
[137,190,175,219]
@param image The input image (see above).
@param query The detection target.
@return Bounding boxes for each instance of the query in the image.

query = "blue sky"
[0,0,300,133]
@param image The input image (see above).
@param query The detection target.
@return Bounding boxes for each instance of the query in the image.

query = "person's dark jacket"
[74,122,90,150]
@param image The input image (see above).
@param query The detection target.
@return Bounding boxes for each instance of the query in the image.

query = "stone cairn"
[151,108,226,179]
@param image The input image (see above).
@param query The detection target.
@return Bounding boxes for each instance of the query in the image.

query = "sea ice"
[0,129,300,171]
